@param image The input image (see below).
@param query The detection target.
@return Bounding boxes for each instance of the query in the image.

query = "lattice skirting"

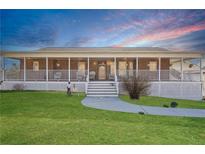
[1,81,203,100]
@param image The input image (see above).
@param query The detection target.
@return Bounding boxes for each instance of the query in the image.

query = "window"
[33,61,39,71]
[148,61,157,71]
[118,61,127,76]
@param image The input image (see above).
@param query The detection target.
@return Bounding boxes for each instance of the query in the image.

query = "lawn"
[0,91,205,144]
[120,95,205,109]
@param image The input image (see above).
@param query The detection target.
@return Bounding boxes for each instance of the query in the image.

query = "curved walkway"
[81,97,205,118]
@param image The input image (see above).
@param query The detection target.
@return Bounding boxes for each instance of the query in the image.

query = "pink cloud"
[114,22,205,47]
[106,16,176,33]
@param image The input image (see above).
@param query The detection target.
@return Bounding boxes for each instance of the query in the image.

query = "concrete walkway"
[81,97,205,118]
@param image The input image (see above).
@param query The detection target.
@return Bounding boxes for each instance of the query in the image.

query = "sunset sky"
[1,9,205,52]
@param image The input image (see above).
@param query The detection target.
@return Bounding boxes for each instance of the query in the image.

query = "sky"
[1,9,205,52]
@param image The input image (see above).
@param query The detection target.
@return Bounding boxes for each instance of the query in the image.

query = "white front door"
[98,65,106,80]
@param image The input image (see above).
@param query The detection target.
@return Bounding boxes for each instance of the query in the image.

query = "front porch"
[2,57,204,82]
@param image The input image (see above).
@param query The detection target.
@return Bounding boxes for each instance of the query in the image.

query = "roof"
[38,47,170,52]
[2,47,204,55]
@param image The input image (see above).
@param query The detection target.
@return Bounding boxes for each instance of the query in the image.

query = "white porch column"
[114,57,117,82]
[136,57,138,77]
[24,57,26,81]
[68,57,70,81]
[87,57,89,81]
[158,57,161,81]
[46,57,48,81]
[200,58,203,82]
[181,57,183,81]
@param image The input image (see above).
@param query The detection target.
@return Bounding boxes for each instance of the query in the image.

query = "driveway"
[81,97,205,118]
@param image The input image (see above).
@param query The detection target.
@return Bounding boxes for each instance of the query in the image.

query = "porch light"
[56,63,60,67]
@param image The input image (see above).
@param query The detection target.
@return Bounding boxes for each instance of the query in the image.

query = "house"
[1,47,204,100]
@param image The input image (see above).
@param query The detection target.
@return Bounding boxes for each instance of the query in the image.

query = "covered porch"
[2,56,204,82]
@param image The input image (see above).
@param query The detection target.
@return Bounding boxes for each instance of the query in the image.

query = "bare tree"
[123,76,150,99]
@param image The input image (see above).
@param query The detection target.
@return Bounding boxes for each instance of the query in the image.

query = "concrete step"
[87,81,118,97]
[88,87,116,89]
[87,89,117,93]
[88,91,117,94]
[87,95,118,97]
[88,89,116,92]
[88,86,116,89]
[88,83,115,86]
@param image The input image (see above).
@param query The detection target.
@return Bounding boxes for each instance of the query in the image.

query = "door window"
[148,61,157,71]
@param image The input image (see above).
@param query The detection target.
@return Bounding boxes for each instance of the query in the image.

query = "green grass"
[0,91,205,144]
[120,95,205,109]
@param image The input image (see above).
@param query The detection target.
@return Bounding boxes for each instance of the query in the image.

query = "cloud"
[64,36,94,47]
[114,22,205,47]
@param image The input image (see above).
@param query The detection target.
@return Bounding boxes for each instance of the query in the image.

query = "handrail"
[115,74,119,95]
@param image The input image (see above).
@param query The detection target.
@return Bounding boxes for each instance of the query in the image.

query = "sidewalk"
[82,97,205,118]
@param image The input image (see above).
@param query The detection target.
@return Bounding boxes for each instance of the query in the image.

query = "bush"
[170,102,178,108]
[13,84,25,90]
[123,76,150,100]
[163,104,169,108]
[138,111,145,115]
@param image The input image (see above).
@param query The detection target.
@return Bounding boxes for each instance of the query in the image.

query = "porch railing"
[26,69,46,81]
[2,69,202,82]
[48,69,68,81]
[160,70,181,81]
[117,69,159,81]
[183,70,201,81]
[70,70,87,82]
[4,69,24,81]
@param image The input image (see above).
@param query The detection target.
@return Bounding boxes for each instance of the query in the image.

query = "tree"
[123,76,150,99]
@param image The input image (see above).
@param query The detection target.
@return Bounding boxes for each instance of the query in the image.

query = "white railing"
[160,70,181,81]
[48,69,68,81]
[70,70,87,81]
[138,70,159,81]
[117,69,137,81]
[26,69,46,81]
[115,75,119,94]
[3,69,202,82]
[183,70,201,82]
[117,70,159,81]
[4,69,24,81]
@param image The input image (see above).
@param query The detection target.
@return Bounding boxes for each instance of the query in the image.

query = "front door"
[98,65,106,80]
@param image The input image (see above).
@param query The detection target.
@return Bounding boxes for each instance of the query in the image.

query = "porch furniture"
[77,71,86,81]
[54,72,62,80]
[108,74,115,81]
[89,71,96,80]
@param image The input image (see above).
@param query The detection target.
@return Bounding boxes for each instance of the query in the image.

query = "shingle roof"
[38,47,170,52]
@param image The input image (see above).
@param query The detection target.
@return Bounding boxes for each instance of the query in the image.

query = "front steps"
[87,82,118,97]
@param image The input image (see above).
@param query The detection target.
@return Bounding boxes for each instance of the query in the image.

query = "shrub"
[13,83,25,91]
[123,76,150,100]
[138,111,145,115]
[163,104,169,108]
[170,102,178,108]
